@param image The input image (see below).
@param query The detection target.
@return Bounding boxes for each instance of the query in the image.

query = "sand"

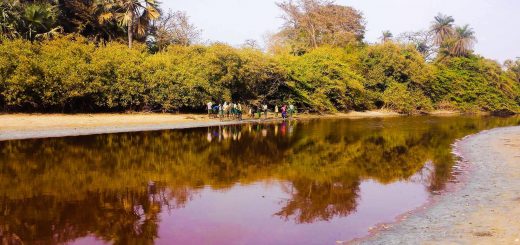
[0,110,401,141]
[356,126,520,244]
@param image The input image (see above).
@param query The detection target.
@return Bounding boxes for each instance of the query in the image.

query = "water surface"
[1,116,519,244]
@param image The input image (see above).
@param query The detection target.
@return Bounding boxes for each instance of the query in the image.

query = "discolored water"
[1,116,519,245]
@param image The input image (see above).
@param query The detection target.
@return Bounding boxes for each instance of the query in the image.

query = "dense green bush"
[358,42,434,111]
[382,82,433,114]
[0,37,518,114]
[278,46,367,112]
[427,56,520,112]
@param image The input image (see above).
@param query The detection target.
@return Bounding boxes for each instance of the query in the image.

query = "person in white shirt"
[289,104,295,118]
[207,101,213,117]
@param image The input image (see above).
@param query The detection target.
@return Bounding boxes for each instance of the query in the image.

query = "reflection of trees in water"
[0,116,519,243]
[0,190,160,244]
[276,177,360,224]
[0,183,190,245]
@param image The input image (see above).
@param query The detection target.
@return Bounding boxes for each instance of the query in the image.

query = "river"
[1,116,519,244]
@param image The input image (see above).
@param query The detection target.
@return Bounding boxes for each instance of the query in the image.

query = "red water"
[71,180,427,245]
[5,116,519,245]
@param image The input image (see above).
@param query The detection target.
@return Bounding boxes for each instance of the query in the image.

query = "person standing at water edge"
[257,105,262,119]
[218,103,224,121]
[237,103,243,120]
[275,105,279,118]
[281,104,287,119]
[207,101,213,117]
[262,104,268,119]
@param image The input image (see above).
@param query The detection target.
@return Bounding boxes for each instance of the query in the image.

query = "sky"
[163,0,520,62]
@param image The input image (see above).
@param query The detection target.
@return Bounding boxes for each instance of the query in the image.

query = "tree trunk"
[128,13,134,48]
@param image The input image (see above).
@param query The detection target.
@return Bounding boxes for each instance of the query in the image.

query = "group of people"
[207,102,243,121]
[207,101,297,121]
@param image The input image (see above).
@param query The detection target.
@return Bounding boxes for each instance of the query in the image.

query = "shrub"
[278,46,367,112]
[0,37,518,114]
[427,56,520,112]
[382,83,433,114]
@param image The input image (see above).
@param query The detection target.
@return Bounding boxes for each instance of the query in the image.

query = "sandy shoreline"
[0,110,401,141]
[357,126,520,244]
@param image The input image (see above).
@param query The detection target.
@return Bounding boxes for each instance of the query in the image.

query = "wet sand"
[357,126,520,244]
[0,110,400,141]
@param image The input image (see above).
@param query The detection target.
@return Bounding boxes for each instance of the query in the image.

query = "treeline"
[1,36,519,113]
[0,0,519,114]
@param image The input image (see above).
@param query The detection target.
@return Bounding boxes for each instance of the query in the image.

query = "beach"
[357,126,520,244]
[0,110,400,141]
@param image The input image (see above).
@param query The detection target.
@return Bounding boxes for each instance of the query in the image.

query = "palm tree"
[449,24,476,57]
[380,30,393,43]
[99,0,161,48]
[431,13,455,45]
[20,2,60,41]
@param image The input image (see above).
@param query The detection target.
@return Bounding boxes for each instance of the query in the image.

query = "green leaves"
[427,56,520,113]
[0,37,518,114]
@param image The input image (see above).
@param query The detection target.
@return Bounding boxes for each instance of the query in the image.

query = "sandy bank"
[357,126,520,244]
[0,110,401,141]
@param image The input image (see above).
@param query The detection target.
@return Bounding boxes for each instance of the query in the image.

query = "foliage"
[98,0,161,48]
[380,30,393,43]
[382,82,433,114]
[431,13,454,46]
[274,0,365,53]
[0,0,21,39]
[358,42,434,113]
[504,59,520,83]
[430,13,476,58]
[0,36,519,114]
[0,1,61,41]
[0,0,161,47]
[426,55,520,112]
[151,10,201,51]
[0,3,519,114]
[447,24,477,57]
[397,30,437,61]
[278,46,367,111]
[0,38,293,112]
[360,42,432,91]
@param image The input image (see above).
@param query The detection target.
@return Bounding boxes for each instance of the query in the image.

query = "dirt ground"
[0,110,401,141]
[356,126,520,245]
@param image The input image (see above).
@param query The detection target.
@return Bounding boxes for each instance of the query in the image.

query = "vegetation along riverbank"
[1,0,519,115]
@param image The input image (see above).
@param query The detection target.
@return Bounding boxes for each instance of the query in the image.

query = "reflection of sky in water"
[1,116,519,244]
[153,180,427,245]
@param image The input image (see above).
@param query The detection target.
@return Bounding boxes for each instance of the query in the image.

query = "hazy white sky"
[163,0,520,62]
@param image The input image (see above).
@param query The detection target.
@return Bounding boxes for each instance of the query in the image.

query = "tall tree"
[397,30,437,61]
[57,0,124,42]
[151,10,200,50]
[504,59,520,83]
[380,30,393,43]
[18,2,61,40]
[430,13,454,46]
[276,0,365,51]
[242,39,260,49]
[448,24,476,57]
[99,0,161,48]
